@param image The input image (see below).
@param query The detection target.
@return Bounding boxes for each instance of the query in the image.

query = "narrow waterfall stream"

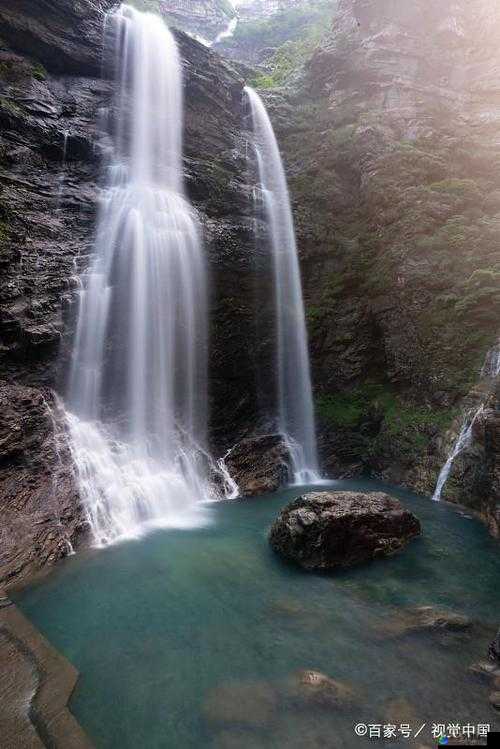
[432,405,484,502]
[66,4,218,546]
[245,87,319,484]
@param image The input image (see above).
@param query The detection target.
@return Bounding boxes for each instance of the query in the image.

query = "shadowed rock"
[269,491,421,570]
[489,627,500,663]
[225,434,292,496]
[0,382,86,591]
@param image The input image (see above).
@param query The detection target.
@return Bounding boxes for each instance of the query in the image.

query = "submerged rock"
[489,691,500,710]
[225,435,291,497]
[385,697,419,726]
[285,670,356,710]
[203,680,277,728]
[469,660,500,684]
[382,606,472,638]
[269,491,421,570]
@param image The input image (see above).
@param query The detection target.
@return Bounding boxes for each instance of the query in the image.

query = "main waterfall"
[245,87,319,484]
[66,5,215,545]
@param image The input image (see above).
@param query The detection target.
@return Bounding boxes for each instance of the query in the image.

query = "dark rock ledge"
[269,491,421,570]
[224,434,292,496]
[0,594,93,748]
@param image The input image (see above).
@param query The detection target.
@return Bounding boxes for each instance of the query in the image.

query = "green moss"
[0,97,21,115]
[0,58,32,83]
[31,62,47,81]
[318,383,457,458]
[429,178,481,198]
[249,73,276,89]
[0,219,11,243]
[317,383,396,428]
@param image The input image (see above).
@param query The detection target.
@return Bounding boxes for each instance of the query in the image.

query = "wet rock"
[489,628,500,663]
[203,681,278,728]
[469,660,500,684]
[489,692,500,710]
[269,491,421,570]
[225,435,292,497]
[382,606,472,638]
[285,669,356,710]
[0,382,85,590]
[0,0,115,76]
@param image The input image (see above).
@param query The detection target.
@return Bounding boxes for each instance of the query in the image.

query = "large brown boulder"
[269,491,421,570]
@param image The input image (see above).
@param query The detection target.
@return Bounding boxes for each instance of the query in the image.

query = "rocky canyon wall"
[264,0,500,530]
[0,0,259,587]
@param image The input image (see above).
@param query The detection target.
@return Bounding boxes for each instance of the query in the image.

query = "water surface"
[16,480,500,748]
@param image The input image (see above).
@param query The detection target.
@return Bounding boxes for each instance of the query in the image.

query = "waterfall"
[245,86,319,484]
[213,16,238,45]
[481,346,500,379]
[432,343,499,502]
[432,406,484,502]
[66,4,218,546]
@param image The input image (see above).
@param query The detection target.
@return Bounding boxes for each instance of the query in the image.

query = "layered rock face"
[0,0,260,586]
[268,0,500,526]
[156,0,235,44]
[0,383,83,590]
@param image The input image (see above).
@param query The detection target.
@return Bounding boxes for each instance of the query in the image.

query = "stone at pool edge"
[489,627,500,663]
[223,434,291,496]
[269,491,421,571]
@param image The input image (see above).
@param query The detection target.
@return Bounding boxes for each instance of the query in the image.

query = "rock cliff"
[259,0,500,530]
[0,0,258,586]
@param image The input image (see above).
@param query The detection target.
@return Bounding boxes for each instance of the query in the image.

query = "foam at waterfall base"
[67,413,213,547]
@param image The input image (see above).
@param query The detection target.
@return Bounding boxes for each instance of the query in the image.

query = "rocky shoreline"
[0,594,93,748]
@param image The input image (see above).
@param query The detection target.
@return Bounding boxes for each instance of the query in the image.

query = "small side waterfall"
[432,405,484,502]
[213,16,238,45]
[66,4,218,545]
[432,343,499,502]
[481,345,500,379]
[245,86,319,484]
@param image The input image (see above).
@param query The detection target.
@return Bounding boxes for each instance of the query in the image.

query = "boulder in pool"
[224,434,291,496]
[269,491,421,570]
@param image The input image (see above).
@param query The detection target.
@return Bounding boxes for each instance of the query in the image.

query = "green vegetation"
[243,2,336,88]
[317,383,396,428]
[317,383,457,458]
[31,62,47,81]
[0,220,10,243]
[0,96,22,116]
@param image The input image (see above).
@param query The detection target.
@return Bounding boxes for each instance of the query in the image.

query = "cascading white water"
[481,346,500,379]
[432,405,484,502]
[245,86,319,484]
[213,16,238,45]
[67,4,219,545]
[432,343,500,502]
